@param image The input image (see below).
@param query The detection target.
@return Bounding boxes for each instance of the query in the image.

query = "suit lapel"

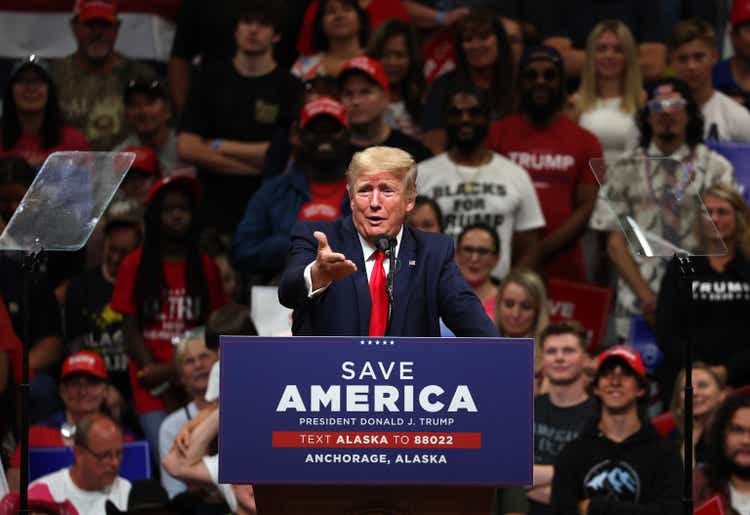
[389,226,416,336]
[341,216,370,335]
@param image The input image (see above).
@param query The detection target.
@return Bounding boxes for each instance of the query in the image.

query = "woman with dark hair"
[366,19,425,137]
[455,223,500,320]
[0,55,88,169]
[291,0,369,80]
[407,195,443,233]
[111,175,227,455]
[422,8,515,154]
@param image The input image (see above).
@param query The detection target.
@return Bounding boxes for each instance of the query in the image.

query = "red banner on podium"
[546,279,613,351]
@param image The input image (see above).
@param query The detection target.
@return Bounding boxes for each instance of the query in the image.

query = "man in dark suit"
[278,146,498,337]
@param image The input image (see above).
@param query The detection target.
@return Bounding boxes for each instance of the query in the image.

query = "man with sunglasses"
[550,346,682,515]
[589,77,735,341]
[28,414,131,513]
[417,86,545,279]
[488,46,602,283]
[52,0,157,151]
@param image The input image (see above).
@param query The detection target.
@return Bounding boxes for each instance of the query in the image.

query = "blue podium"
[219,336,533,514]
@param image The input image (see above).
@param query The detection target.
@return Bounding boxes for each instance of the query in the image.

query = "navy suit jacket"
[278,216,499,337]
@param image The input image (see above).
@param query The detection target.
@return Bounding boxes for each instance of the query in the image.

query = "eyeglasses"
[727,424,750,439]
[458,245,496,257]
[79,444,123,463]
[647,98,687,113]
[521,68,559,82]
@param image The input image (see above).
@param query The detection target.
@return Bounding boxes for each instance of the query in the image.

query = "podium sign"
[219,336,533,486]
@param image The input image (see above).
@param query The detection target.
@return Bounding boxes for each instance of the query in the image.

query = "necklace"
[449,150,493,184]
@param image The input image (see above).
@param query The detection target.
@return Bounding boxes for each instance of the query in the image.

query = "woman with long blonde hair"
[572,20,643,160]
[656,184,750,409]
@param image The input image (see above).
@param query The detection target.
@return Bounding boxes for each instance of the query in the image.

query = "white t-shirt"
[730,482,750,515]
[579,97,640,161]
[205,361,220,403]
[159,401,199,498]
[703,90,750,142]
[416,152,546,278]
[29,467,131,514]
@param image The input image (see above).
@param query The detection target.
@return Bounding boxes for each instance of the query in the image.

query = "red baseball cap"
[124,146,160,176]
[74,0,118,23]
[61,351,108,381]
[597,345,646,378]
[339,56,390,94]
[732,0,750,26]
[299,97,348,129]
[145,174,202,206]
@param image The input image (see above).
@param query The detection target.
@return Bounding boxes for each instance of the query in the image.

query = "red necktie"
[368,250,388,336]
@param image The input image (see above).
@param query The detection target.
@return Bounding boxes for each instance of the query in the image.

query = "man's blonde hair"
[346,146,418,195]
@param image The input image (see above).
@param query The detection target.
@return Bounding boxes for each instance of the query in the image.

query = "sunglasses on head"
[521,68,559,82]
[647,98,687,113]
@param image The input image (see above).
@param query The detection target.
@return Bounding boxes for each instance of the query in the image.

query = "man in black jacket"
[551,345,682,515]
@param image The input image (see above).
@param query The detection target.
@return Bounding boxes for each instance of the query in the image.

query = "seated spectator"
[106,479,180,514]
[158,328,218,499]
[0,55,89,169]
[233,97,351,283]
[713,0,750,108]
[406,195,443,234]
[7,351,135,491]
[28,414,131,513]
[572,20,642,161]
[489,46,602,283]
[669,18,750,142]
[107,146,160,222]
[590,78,735,341]
[111,175,227,460]
[422,9,515,154]
[656,183,750,404]
[66,216,142,400]
[52,0,156,150]
[291,0,368,80]
[455,223,501,320]
[496,268,549,389]
[366,20,425,138]
[0,156,34,228]
[417,86,545,278]
[177,1,302,237]
[550,346,682,514]
[116,79,194,176]
[261,75,341,178]
[529,321,598,515]
[668,363,727,466]
[694,394,750,513]
[339,56,431,161]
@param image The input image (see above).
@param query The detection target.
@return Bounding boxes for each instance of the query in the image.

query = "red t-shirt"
[296,0,410,56]
[111,249,227,414]
[297,179,347,221]
[488,114,602,281]
[0,126,90,167]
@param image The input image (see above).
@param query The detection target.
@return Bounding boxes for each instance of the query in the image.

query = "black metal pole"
[19,250,43,514]
[676,253,695,515]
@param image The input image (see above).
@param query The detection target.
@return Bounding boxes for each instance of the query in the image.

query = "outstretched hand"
[310,231,357,290]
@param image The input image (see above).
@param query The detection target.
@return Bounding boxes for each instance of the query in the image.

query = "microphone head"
[373,234,392,253]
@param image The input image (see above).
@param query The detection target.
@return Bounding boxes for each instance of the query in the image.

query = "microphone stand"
[384,240,396,336]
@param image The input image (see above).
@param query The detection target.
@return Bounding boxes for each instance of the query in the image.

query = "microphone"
[373,234,397,335]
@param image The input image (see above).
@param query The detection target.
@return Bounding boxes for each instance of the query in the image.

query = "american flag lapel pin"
[408,260,416,267]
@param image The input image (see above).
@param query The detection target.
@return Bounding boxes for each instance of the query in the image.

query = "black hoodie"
[550,418,683,515]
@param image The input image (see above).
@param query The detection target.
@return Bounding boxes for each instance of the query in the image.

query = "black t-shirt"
[170,0,310,69]
[349,129,433,164]
[65,267,130,397]
[0,255,62,350]
[179,60,302,234]
[531,393,598,515]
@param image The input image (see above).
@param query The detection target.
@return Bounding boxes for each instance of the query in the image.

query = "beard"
[521,86,562,124]
[446,124,488,154]
[729,457,750,479]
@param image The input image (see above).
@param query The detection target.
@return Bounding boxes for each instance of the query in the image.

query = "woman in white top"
[572,20,643,161]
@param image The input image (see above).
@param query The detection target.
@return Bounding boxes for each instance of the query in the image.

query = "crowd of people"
[1,0,750,513]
